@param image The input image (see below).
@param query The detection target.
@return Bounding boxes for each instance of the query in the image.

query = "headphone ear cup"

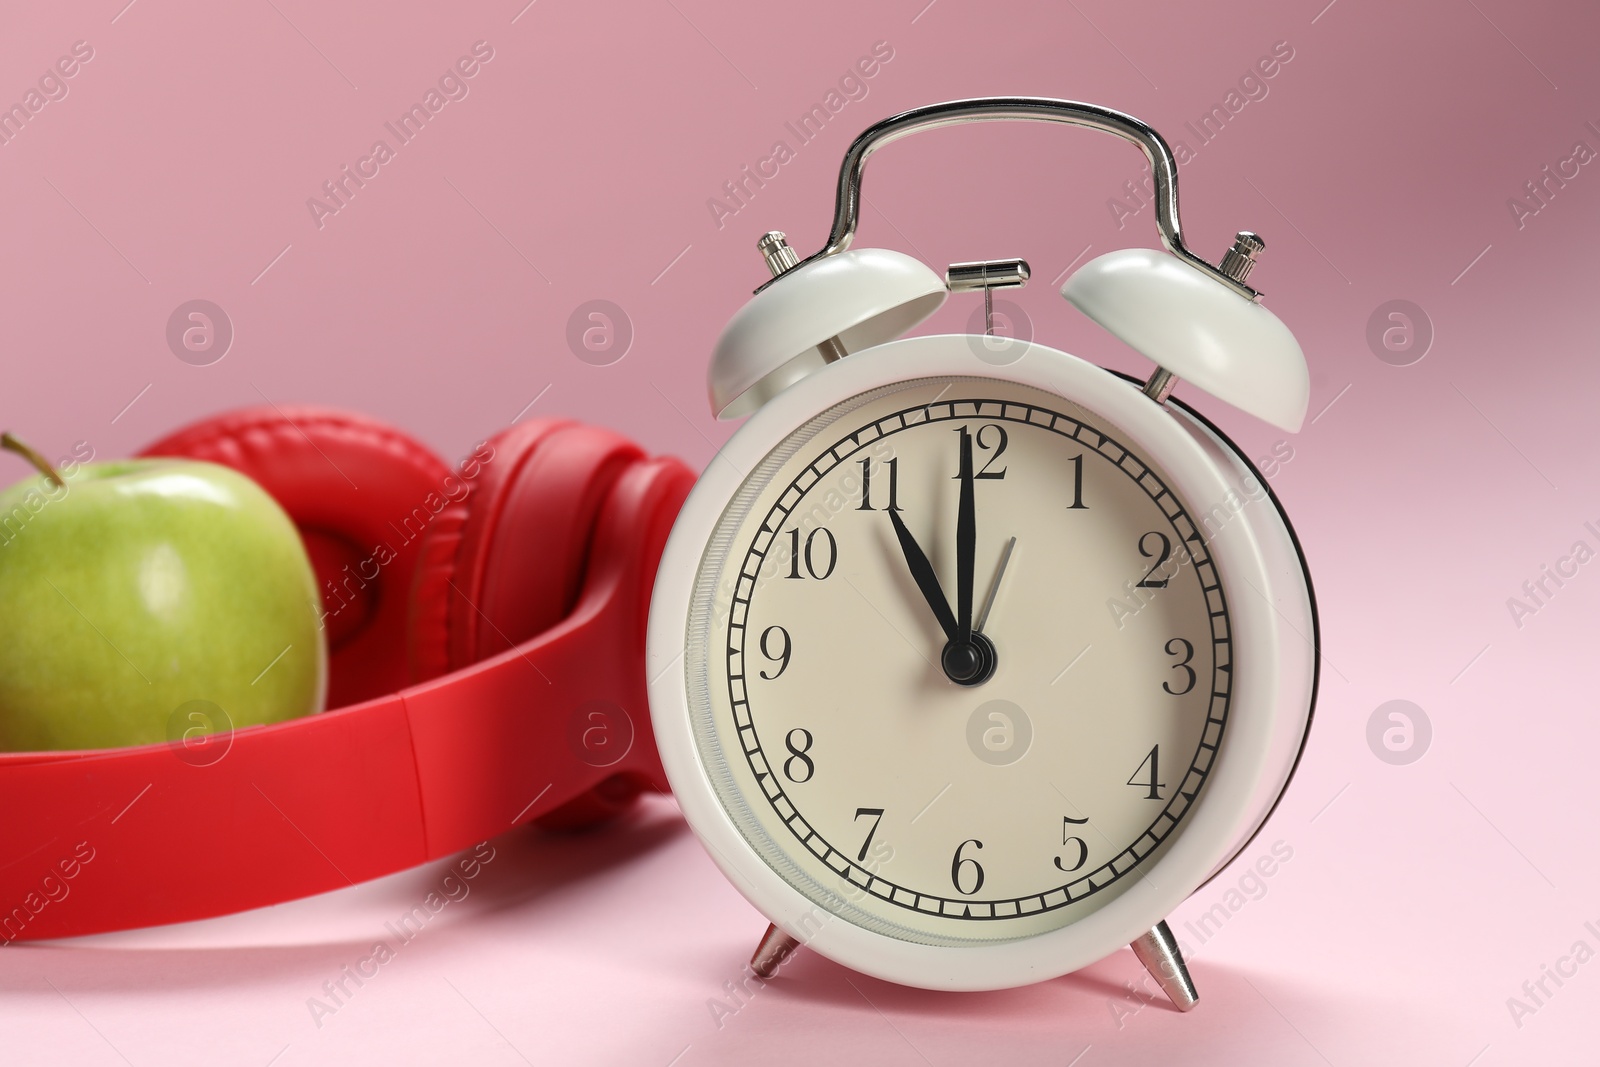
[407,420,644,679]
[408,420,559,679]
[140,407,453,709]
[406,420,651,832]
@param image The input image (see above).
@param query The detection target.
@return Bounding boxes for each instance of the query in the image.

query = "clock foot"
[750,923,801,979]
[1131,920,1199,1011]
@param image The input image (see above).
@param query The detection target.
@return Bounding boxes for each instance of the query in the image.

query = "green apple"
[0,437,326,751]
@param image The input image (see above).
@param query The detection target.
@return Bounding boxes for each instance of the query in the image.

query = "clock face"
[685,376,1232,946]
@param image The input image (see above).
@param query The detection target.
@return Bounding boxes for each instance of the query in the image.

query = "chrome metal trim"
[1132,920,1199,1011]
[756,97,1258,300]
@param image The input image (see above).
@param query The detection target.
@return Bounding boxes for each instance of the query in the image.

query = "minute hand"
[955,426,976,646]
[887,509,957,640]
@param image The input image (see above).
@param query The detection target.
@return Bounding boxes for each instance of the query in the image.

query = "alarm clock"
[646,97,1317,1009]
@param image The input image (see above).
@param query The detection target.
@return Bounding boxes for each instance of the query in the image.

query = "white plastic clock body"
[646,98,1317,1008]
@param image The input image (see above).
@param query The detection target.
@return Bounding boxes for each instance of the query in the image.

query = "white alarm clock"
[646,98,1317,1009]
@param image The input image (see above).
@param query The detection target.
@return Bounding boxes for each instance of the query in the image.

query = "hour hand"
[887,508,957,640]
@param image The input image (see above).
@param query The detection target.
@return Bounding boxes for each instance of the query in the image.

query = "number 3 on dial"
[1164,638,1196,695]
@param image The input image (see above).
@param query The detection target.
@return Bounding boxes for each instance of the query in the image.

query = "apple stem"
[1,433,65,489]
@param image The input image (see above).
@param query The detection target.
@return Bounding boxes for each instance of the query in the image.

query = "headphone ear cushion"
[405,421,568,682]
[406,420,643,680]
[140,407,453,708]
[405,493,473,685]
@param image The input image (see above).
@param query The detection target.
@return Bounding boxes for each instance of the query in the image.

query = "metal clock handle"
[759,96,1259,301]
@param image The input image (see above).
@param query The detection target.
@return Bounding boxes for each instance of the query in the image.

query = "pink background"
[6,0,1599,1063]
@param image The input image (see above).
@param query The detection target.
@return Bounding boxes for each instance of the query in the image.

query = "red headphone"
[0,406,693,942]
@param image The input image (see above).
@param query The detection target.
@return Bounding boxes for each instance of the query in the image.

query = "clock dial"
[687,377,1231,945]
